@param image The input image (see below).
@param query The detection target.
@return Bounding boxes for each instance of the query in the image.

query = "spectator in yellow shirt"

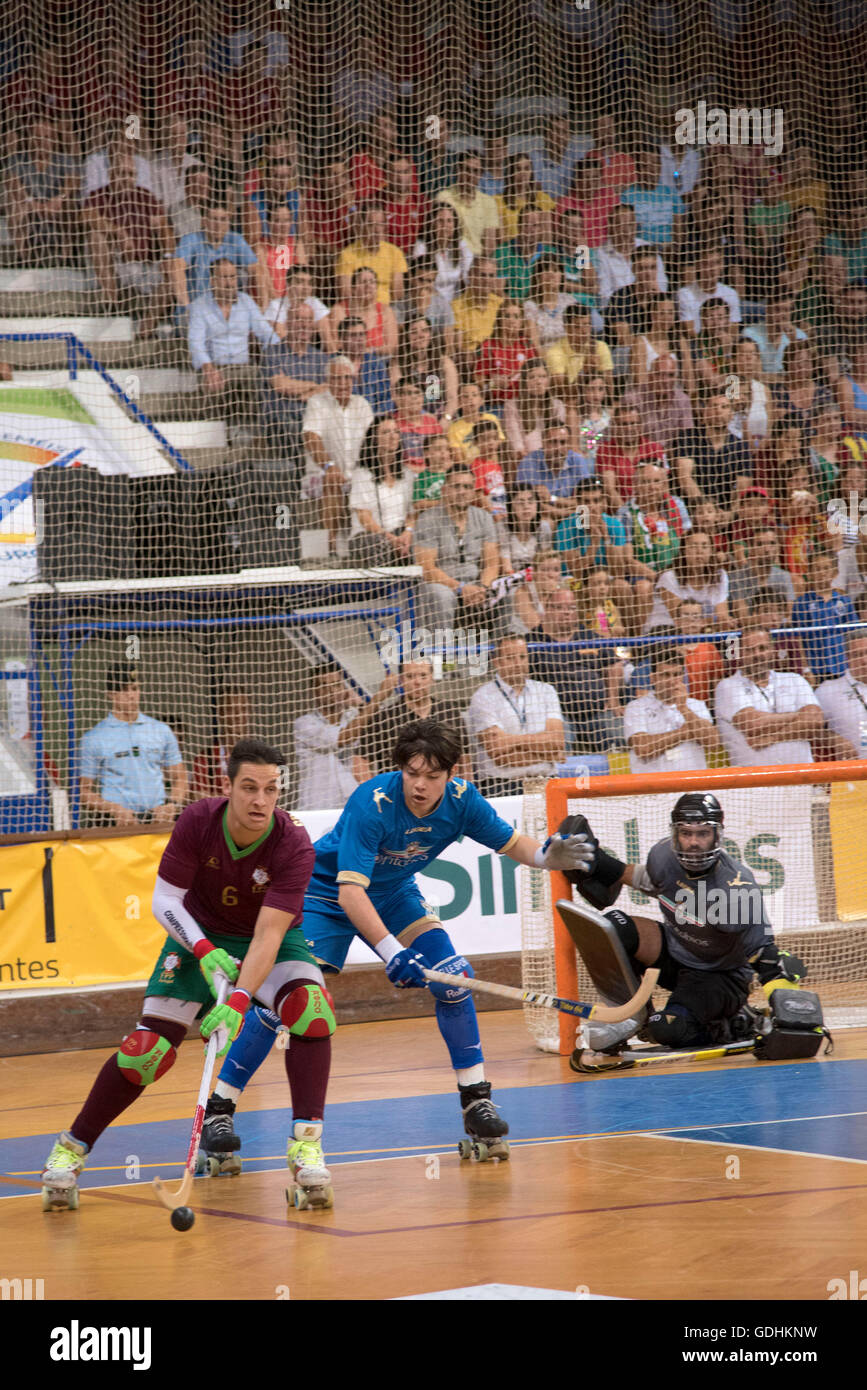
[495,153,557,243]
[545,303,614,402]
[446,380,507,462]
[437,150,501,257]
[335,201,407,305]
[452,258,503,362]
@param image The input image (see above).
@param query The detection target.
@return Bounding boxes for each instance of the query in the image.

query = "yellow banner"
[829,780,867,920]
[0,834,169,989]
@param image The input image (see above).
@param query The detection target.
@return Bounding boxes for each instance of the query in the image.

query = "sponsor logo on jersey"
[450,778,468,799]
[375,840,431,866]
[407,825,432,833]
[373,788,393,812]
[205,857,220,868]
[252,867,270,886]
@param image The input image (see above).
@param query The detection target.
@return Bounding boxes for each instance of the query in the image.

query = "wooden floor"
[2,1014,866,1301]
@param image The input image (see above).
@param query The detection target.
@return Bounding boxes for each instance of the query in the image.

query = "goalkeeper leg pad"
[557,899,649,1021]
[280,983,336,1039]
[116,1029,177,1086]
[754,986,831,1060]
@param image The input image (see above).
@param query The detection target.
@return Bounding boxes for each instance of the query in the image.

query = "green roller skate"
[285,1121,333,1211]
[41,1132,88,1212]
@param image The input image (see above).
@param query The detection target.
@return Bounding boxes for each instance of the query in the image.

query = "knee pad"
[411,927,473,1003]
[280,982,336,1038]
[647,1004,702,1049]
[604,909,640,959]
[116,1029,177,1086]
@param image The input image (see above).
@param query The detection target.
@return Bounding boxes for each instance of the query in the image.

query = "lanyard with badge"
[494,673,527,728]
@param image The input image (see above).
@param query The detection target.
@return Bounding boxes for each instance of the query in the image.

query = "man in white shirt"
[677,248,742,334]
[623,647,722,774]
[816,633,867,758]
[467,636,565,796]
[714,627,826,768]
[294,664,398,810]
[302,356,375,545]
[591,203,668,308]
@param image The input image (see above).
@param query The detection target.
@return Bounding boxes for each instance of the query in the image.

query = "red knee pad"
[116,1029,177,1086]
[280,983,336,1038]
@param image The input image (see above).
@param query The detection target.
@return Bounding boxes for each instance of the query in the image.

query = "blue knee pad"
[218,1004,280,1091]
[647,1003,704,1049]
[413,928,482,1071]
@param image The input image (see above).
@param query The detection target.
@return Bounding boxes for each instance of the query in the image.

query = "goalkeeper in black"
[563,791,809,1067]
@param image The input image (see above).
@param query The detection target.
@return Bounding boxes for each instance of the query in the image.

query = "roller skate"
[196,1095,242,1177]
[458,1080,510,1162]
[41,1132,87,1211]
[570,1015,642,1074]
[285,1121,333,1210]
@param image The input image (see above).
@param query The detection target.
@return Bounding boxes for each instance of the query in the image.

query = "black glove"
[558,815,625,895]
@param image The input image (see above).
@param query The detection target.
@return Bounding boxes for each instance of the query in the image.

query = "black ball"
[170,1205,195,1231]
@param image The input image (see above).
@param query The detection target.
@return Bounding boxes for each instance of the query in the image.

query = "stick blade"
[152,1170,193,1212]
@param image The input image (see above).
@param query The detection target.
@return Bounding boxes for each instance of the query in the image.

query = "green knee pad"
[116,1029,177,1086]
[283,983,336,1038]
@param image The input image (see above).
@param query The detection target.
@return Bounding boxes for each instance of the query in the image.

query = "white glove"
[535,832,595,873]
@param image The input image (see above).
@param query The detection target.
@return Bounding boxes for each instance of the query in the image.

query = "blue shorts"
[302,883,441,972]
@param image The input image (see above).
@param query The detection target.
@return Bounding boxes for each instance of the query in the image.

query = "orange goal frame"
[544,759,867,1054]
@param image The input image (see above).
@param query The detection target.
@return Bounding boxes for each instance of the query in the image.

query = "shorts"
[303,882,441,972]
[651,935,751,1023]
[146,925,318,1015]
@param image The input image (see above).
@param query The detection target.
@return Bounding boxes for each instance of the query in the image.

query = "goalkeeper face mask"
[671,820,722,875]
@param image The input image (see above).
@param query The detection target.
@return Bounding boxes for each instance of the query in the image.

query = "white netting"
[521,776,867,1052]
[1,1,867,844]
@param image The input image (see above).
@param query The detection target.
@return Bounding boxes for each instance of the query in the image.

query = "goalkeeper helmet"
[670,792,724,875]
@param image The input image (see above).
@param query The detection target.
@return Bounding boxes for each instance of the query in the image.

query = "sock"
[216,1004,278,1093]
[71,1016,186,1151]
[456,1063,485,1087]
[285,1036,331,1120]
[434,995,484,1071]
[214,1081,242,1104]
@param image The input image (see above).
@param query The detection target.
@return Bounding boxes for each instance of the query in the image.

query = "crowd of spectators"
[10,6,867,814]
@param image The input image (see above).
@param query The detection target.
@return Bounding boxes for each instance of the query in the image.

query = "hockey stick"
[579,1038,757,1072]
[421,966,660,1022]
[153,978,228,1211]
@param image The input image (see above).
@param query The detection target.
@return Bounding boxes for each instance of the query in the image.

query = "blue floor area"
[4,1059,865,1198]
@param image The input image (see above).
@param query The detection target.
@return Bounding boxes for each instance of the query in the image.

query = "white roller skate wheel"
[207,1157,221,1178]
[41,1187,53,1212]
[294,1188,309,1210]
[67,1186,80,1210]
[458,1139,473,1160]
[195,1152,208,1175]
[472,1141,488,1162]
[223,1157,242,1178]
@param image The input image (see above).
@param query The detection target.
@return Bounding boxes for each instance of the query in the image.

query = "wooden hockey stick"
[421,965,660,1022]
[153,978,228,1211]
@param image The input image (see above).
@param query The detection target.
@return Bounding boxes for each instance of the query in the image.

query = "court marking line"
[652,1131,867,1166]
[6,1107,867,1182]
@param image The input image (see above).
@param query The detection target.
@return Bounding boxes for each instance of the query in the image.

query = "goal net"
[521,765,867,1053]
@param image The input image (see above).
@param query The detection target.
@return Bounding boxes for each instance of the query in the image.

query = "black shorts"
[649,935,751,1024]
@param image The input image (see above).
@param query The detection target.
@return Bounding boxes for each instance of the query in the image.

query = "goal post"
[521,762,867,1055]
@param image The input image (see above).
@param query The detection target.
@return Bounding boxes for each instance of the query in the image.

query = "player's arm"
[337,883,427,987]
[234,904,295,1000]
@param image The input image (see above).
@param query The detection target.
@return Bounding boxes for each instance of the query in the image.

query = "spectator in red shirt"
[476,300,538,406]
[468,419,508,519]
[392,376,443,469]
[305,159,359,294]
[384,154,428,254]
[158,34,220,124]
[557,155,619,249]
[255,204,309,302]
[328,266,399,357]
[191,687,253,798]
[219,42,281,154]
[83,139,173,335]
[585,114,637,195]
[596,399,668,511]
[350,111,417,204]
[727,486,773,565]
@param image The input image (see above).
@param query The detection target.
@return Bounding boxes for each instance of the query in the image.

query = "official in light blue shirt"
[189,260,279,370]
[175,204,260,303]
[79,664,187,822]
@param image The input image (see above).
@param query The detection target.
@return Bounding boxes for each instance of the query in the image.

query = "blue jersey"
[307,771,518,903]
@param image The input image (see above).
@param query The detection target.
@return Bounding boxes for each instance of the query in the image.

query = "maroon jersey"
[158,798,315,940]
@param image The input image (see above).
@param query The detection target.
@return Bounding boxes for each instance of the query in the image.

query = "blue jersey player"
[209,717,592,1157]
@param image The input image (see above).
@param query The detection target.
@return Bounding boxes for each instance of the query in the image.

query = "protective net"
[522,773,867,1052]
[2,1,867,850]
